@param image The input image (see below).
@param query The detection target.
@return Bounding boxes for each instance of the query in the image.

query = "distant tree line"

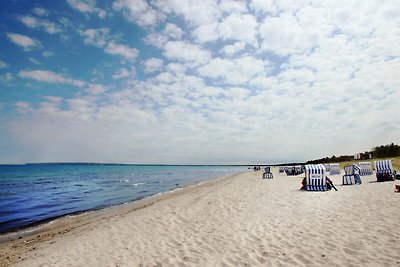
[306,155,353,164]
[306,143,400,164]
[371,143,400,158]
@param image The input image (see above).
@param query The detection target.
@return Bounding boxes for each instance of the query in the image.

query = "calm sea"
[0,164,246,233]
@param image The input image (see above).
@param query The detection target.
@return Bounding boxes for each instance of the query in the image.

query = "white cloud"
[18,15,38,28]
[197,56,269,84]
[279,67,315,85]
[164,23,183,39]
[18,70,85,87]
[15,101,30,110]
[113,0,162,26]
[248,75,278,90]
[218,13,258,47]
[0,73,13,84]
[42,51,54,58]
[142,58,163,73]
[166,63,187,74]
[17,15,63,35]
[112,67,135,79]
[67,0,106,18]
[43,96,62,103]
[221,42,246,56]
[259,13,319,56]
[67,0,95,12]
[2,0,400,164]
[87,84,106,95]
[156,0,220,26]
[143,32,169,48]
[163,41,211,67]
[28,57,41,65]
[79,28,139,61]
[104,42,139,61]
[219,0,248,14]
[80,28,110,47]
[0,60,8,69]
[192,23,219,43]
[32,7,49,16]
[6,33,41,51]
[249,0,283,16]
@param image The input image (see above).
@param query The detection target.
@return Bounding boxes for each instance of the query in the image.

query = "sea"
[0,164,247,233]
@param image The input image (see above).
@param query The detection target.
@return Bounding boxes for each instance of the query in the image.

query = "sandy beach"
[1,168,399,266]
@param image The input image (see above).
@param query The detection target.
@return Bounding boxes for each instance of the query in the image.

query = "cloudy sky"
[0,0,399,164]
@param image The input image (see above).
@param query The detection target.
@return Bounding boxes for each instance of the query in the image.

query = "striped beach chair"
[295,165,303,175]
[359,162,373,176]
[305,164,327,191]
[324,164,330,172]
[329,163,340,175]
[374,160,394,182]
[263,166,273,179]
[342,164,362,185]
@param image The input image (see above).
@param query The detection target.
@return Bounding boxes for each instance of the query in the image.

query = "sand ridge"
[1,169,399,266]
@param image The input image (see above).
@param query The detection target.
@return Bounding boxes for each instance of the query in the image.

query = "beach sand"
[1,169,399,266]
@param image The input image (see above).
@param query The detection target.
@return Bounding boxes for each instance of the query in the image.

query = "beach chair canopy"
[263,166,273,179]
[343,164,361,185]
[305,164,327,191]
[374,160,393,174]
[374,160,394,182]
[324,164,331,171]
[329,163,340,175]
[359,162,373,176]
[344,164,360,175]
[285,165,303,176]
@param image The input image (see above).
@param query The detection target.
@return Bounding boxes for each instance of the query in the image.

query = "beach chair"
[263,166,273,179]
[285,166,293,175]
[329,163,340,175]
[279,166,285,173]
[305,164,327,191]
[374,160,394,182]
[342,164,362,185]
[285,165,301,176]
[359,162,373,176]
[324,164,330,172]
[295,165,303,175]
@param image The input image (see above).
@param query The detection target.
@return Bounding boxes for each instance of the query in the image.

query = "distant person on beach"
[300,177,306,190]
[325,177,332,190]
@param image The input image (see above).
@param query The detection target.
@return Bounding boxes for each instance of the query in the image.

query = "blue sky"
[0,0,399,164]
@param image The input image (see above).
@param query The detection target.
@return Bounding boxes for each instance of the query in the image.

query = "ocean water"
[0,164,246,233]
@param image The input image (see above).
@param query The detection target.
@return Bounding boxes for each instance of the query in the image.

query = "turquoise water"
[0,164,246,233]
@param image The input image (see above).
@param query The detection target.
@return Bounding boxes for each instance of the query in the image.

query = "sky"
[0,0,399,165]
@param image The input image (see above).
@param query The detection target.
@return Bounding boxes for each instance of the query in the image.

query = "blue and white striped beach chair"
[305,164,327,191]
[374,160,394,182]
[295,165,303,175]
[263,166,273,179]
[359,162,373,176]
[329,163,340,175]
[342,164,362,185]
[324,164,330,172]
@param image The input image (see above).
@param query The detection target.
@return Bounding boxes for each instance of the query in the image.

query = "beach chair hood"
[305,164,327,191]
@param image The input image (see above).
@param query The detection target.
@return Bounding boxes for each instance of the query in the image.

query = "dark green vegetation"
[306,143,400,164]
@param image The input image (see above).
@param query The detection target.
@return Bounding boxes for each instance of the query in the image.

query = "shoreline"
[1,171,242,241]
[1,169,399,266]
[0,172,243,265]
